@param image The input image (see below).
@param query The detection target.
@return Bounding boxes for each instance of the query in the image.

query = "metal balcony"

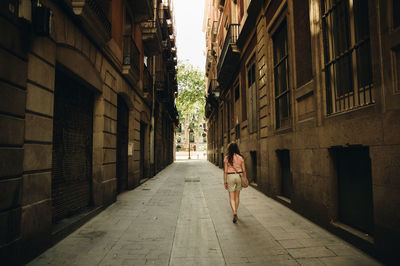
[126,0,153,22]
[141,19,162,56]
[122,35,140,85]
[217,24,240,88]
[70,0,111,45]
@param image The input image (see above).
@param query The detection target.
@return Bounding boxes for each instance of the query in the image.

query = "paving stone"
[296,258,325,266]
[288,246,336,258]
[27,161,381,266]
[319,255,381,266]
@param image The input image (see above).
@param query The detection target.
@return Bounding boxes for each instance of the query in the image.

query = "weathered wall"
[206,0,400,262]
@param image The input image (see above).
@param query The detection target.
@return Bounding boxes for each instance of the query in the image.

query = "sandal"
[233,214,238,223]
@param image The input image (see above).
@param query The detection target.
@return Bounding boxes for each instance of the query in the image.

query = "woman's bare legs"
[229,191,237,214]
[234,190,240,213]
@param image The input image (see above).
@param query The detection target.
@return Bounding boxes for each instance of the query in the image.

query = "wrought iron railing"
[141,19,158,34]
[217,24,239,72]
[123,35,140,73]
[87,0,111,35]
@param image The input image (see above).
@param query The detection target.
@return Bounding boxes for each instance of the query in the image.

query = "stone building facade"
[204,0,400,263]
[0,0,178,263]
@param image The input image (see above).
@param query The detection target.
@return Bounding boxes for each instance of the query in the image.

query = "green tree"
[176,61,206,124]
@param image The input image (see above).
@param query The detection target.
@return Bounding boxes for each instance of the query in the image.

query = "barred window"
[394,0,400,29]
[273,20,291,129]
[322,0,374,115]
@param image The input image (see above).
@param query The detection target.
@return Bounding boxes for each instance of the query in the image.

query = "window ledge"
[326,102,375,118]
[274,126,292,135]
[276,195,291,204]
[330,221,374,244]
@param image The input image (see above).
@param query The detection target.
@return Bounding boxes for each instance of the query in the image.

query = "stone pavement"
[29,160,381,266]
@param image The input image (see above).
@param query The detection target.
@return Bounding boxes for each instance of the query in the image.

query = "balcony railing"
[86,0,111,33]
[122,35,140,81]
[217,24,240,87]
[141,19,162,55]
[217,24,239,72]
[70,0,112,45]
[128,0,153,22]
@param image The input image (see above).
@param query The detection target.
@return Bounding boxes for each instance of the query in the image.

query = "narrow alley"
[29,160,380,266]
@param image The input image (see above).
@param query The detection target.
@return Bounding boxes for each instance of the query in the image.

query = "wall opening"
[277,149,292,199]
[331,146,374,235]
[250,151,257,184]
[117,95,129,193]
[140,122,147,180]
[52,68,94,223]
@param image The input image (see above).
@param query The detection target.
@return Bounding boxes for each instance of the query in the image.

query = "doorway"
[117,95,129,193]
[52,69,94,222]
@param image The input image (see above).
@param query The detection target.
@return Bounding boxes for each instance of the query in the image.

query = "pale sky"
[174,0,206,72]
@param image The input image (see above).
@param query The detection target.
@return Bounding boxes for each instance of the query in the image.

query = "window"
[330,146,373,234]
[241,70,247,122]
[235,84,239,101]
[239,0,244,23]
[273,20,291,129]
[247,55,257,133]
[394,0,400,29]
[394,47,400,93]
[322,0,373,115]
[293,0,313,87]
[0,0,18,19]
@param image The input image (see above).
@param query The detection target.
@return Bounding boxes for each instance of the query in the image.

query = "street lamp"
[188,128,194,159]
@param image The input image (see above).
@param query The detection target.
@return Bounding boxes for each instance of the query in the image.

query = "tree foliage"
[176,61,206,124]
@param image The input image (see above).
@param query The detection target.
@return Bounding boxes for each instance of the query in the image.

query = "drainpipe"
[149,0,157,177]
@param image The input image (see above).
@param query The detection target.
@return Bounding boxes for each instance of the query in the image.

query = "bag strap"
[229,154,241,175]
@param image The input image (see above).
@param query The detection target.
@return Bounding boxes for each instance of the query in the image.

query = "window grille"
[273,20,290,129]
[322,0,374,115]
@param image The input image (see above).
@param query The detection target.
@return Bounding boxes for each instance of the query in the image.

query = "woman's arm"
[241,158,247,179]
[224,160,228,190]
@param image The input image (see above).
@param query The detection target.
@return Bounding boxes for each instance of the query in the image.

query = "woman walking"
[224,143,247,223]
